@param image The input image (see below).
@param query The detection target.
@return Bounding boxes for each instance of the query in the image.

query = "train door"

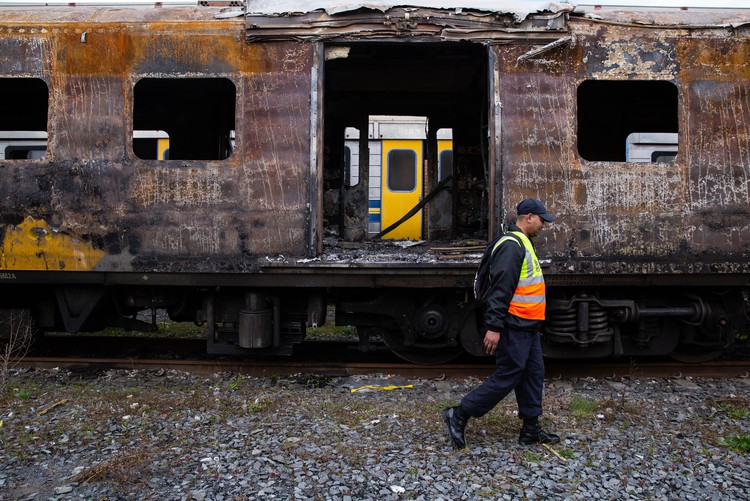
[380,139,423,240]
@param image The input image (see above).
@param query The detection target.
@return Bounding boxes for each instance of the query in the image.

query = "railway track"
[15,358,750,379]
[14,337,750,379]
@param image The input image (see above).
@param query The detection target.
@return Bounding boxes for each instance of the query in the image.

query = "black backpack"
[473,232,523,301]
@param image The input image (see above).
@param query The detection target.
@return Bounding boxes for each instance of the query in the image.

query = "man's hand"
[484,330,501,355]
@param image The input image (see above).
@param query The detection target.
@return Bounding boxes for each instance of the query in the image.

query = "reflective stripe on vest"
[492,230,546,321]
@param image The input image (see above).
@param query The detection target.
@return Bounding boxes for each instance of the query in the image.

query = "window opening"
[437,128,453,181]
[133,78,236,160]
[0,78,49,160]
[577,80,678,162]
[387,149,417,191]
[438,150,453,180]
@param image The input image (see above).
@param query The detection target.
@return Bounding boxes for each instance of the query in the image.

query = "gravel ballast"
[1,368,749,500]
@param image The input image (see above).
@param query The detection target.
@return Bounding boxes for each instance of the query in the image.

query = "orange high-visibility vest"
[492,230,546,320]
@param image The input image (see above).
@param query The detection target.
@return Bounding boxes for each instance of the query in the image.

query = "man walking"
[443,198,560,448]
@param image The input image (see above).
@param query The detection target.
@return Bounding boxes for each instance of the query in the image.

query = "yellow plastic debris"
[350,384,414,393]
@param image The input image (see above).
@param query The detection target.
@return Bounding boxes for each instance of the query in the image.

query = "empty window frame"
[577,80,678,162]
[133,78,236,160]
[0,78,49,160]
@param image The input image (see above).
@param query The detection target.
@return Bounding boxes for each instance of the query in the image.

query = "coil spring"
[547,301,610,341]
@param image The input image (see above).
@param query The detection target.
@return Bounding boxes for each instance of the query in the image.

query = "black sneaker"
[518,425,560,445]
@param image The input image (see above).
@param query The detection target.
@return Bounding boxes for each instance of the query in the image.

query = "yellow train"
[344,116,452,240]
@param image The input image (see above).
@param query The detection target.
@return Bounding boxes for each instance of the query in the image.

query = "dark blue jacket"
[483,223,544,334]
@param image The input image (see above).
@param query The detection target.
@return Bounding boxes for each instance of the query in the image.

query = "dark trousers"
[460,328,544,420]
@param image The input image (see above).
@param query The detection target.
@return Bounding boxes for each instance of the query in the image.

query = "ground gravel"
[1,367,749,500]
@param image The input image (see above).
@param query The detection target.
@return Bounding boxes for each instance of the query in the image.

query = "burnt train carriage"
[0,1,748,363]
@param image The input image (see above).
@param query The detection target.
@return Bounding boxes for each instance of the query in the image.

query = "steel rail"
[14,356,750,379]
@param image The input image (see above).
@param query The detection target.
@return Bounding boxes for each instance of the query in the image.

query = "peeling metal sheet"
[246,1,574,20]
[571,9,750,28]
[0,5,232,23]
[246,6,570,42]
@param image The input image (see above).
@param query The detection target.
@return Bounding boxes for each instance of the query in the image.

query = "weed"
[13,387,29,400]
[229,375,244,391]
[521,450,543,463]
[570,395,599,418]
[718,402,750,420]
[246,397,269,413]
[0,310,35,401]
[306,324,357,340]
[91,319,203,338]
[724,435,750,454]
[557,446,575,460]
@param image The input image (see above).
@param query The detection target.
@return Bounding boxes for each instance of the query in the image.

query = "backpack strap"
[479,232,523,301]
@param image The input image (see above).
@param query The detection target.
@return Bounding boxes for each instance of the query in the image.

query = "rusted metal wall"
[496,20,750,275]
[0,8,314,273]
[3,6,750,278]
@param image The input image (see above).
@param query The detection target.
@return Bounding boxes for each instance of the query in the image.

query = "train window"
[625,132,678,164]
[652,151,677,163]
[4,145,46,160]
[0,78,49,161]
[439,149,453,181]
[577,80,678,162]
[132,78,236,161]
[437,128,453,182]
[387,149,417,192]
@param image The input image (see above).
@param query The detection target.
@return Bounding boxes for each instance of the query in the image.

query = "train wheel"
[376,327,463,365]
[667,349,723,363]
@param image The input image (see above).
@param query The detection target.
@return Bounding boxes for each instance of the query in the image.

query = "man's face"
[524,214,547,238]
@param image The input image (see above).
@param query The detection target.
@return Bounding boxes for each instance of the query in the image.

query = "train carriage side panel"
[492,16,750,358]
[680,36,750,254]
[497,21,750,276]
[0,10,316,274]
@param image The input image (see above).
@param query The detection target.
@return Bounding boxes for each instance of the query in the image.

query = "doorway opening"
[323,42,488,242]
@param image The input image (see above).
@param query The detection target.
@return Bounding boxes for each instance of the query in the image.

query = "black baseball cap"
[517,198,555,222]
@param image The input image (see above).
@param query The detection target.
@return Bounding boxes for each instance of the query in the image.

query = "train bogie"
[0,2,749,363]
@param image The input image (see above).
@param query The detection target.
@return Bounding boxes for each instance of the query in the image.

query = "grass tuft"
[724,435,750,454]
[570,394,599,418]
